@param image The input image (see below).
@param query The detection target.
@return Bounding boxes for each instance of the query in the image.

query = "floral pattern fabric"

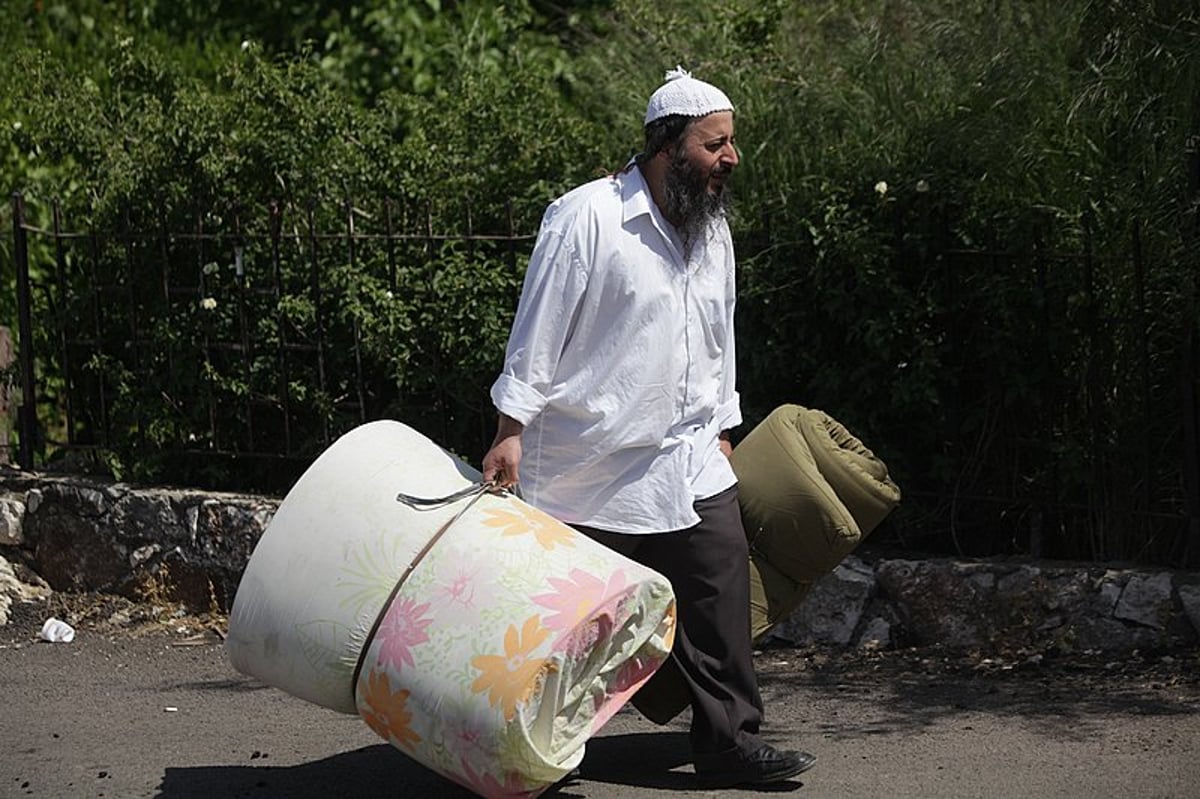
[227,420,676,799]
[355,492,676,799]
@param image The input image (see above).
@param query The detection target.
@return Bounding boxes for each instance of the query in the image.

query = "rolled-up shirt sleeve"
[713,390,742,434]
[490,226,589,426]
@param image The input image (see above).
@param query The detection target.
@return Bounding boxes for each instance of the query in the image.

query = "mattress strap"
[349,480,507,693]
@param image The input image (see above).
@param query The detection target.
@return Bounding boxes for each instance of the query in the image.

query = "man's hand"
[719,430,733,459]
[482,414,525,488]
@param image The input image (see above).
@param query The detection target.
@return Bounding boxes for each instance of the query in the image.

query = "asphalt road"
[3,615,1199,799]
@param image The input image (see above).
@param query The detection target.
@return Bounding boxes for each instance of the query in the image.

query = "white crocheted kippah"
[643,66,734,125]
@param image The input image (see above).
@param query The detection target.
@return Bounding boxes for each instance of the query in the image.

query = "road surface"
[3,607,1199,798]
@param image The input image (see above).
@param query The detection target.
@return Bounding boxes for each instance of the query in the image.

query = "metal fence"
[871,217,1198,565]
[8,190,1199,565]
[8,191,534,491]
[733,206,1199,567]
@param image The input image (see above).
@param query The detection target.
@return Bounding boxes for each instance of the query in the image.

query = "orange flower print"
[470,615,554,721]
[358,670,422,750]
[659,600,677,651]
[479,504,576,551]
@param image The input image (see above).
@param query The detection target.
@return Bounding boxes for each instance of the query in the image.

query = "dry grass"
[2,587,227,644]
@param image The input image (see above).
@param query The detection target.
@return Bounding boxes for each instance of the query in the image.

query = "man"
[482,68,815,787]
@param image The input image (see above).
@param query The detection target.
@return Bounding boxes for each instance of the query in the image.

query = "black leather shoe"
[694,743,816,787]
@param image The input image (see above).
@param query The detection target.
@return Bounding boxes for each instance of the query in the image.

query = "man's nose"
[722,143,739,167]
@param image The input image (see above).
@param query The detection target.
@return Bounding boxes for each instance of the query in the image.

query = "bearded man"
[482,68,815,787]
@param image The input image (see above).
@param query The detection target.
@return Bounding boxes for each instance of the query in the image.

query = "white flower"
[202,262,219,275]
[241,40,251,52]
[200,297,218,311]
[12,121,21,131]
[874,181,889,196]
[915,179,930,193]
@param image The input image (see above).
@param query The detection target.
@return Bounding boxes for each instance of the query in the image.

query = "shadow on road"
[579,730,693,789]
[154,731,812,798]
[156,744,476,798]
[578,731,808,793]
[753,647,1200,742]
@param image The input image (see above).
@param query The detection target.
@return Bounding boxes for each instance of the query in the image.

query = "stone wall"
[2,469,1198,654]
[765,555,1200,654]
[0,469,275,612]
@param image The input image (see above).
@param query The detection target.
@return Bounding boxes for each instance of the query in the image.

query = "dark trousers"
[574,485,765,756]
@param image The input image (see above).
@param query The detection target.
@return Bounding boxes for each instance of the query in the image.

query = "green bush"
[570,0,1199,562]
[8,7,614,489]
[5,0,1197,563]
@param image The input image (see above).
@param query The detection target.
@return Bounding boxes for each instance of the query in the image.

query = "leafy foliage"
[565,0,1198,563]
[4,0,1197,563]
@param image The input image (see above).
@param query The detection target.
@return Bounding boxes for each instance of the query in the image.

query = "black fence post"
[233,211,254,451]
[305,204,330,446]
[345,198,366,424]
[268,202,292,456]
[1185,258,1200,567]
[52,199,76,446]
[1130,221,1154,541]
[11,192,37,470]
[1181,121,1200,567]
[1031,223,1049,559]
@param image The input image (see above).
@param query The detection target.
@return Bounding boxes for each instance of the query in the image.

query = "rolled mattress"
[226,420,676,797]
[733,404,900,640]
[621,404,901,727]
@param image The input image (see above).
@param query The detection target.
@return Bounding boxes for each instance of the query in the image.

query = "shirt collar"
[618,161,691,267]
[619,161,656,226]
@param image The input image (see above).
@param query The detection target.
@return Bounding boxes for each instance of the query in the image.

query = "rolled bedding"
[226,420,676,798]
[623,404,901,727]
[733,404,900,640]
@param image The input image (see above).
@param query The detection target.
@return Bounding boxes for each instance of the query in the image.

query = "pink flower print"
[436,564,479,612]
[446,722,488,763]
[376,596,433,673]
[532,569,627,633]
[533,569,631,655]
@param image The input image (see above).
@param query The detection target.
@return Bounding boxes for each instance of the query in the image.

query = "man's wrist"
[496,412,525,439]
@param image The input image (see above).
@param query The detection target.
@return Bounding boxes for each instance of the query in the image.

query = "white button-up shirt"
[490,165,741,533]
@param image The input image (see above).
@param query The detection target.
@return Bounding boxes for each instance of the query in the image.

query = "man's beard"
[662,149,732,259]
